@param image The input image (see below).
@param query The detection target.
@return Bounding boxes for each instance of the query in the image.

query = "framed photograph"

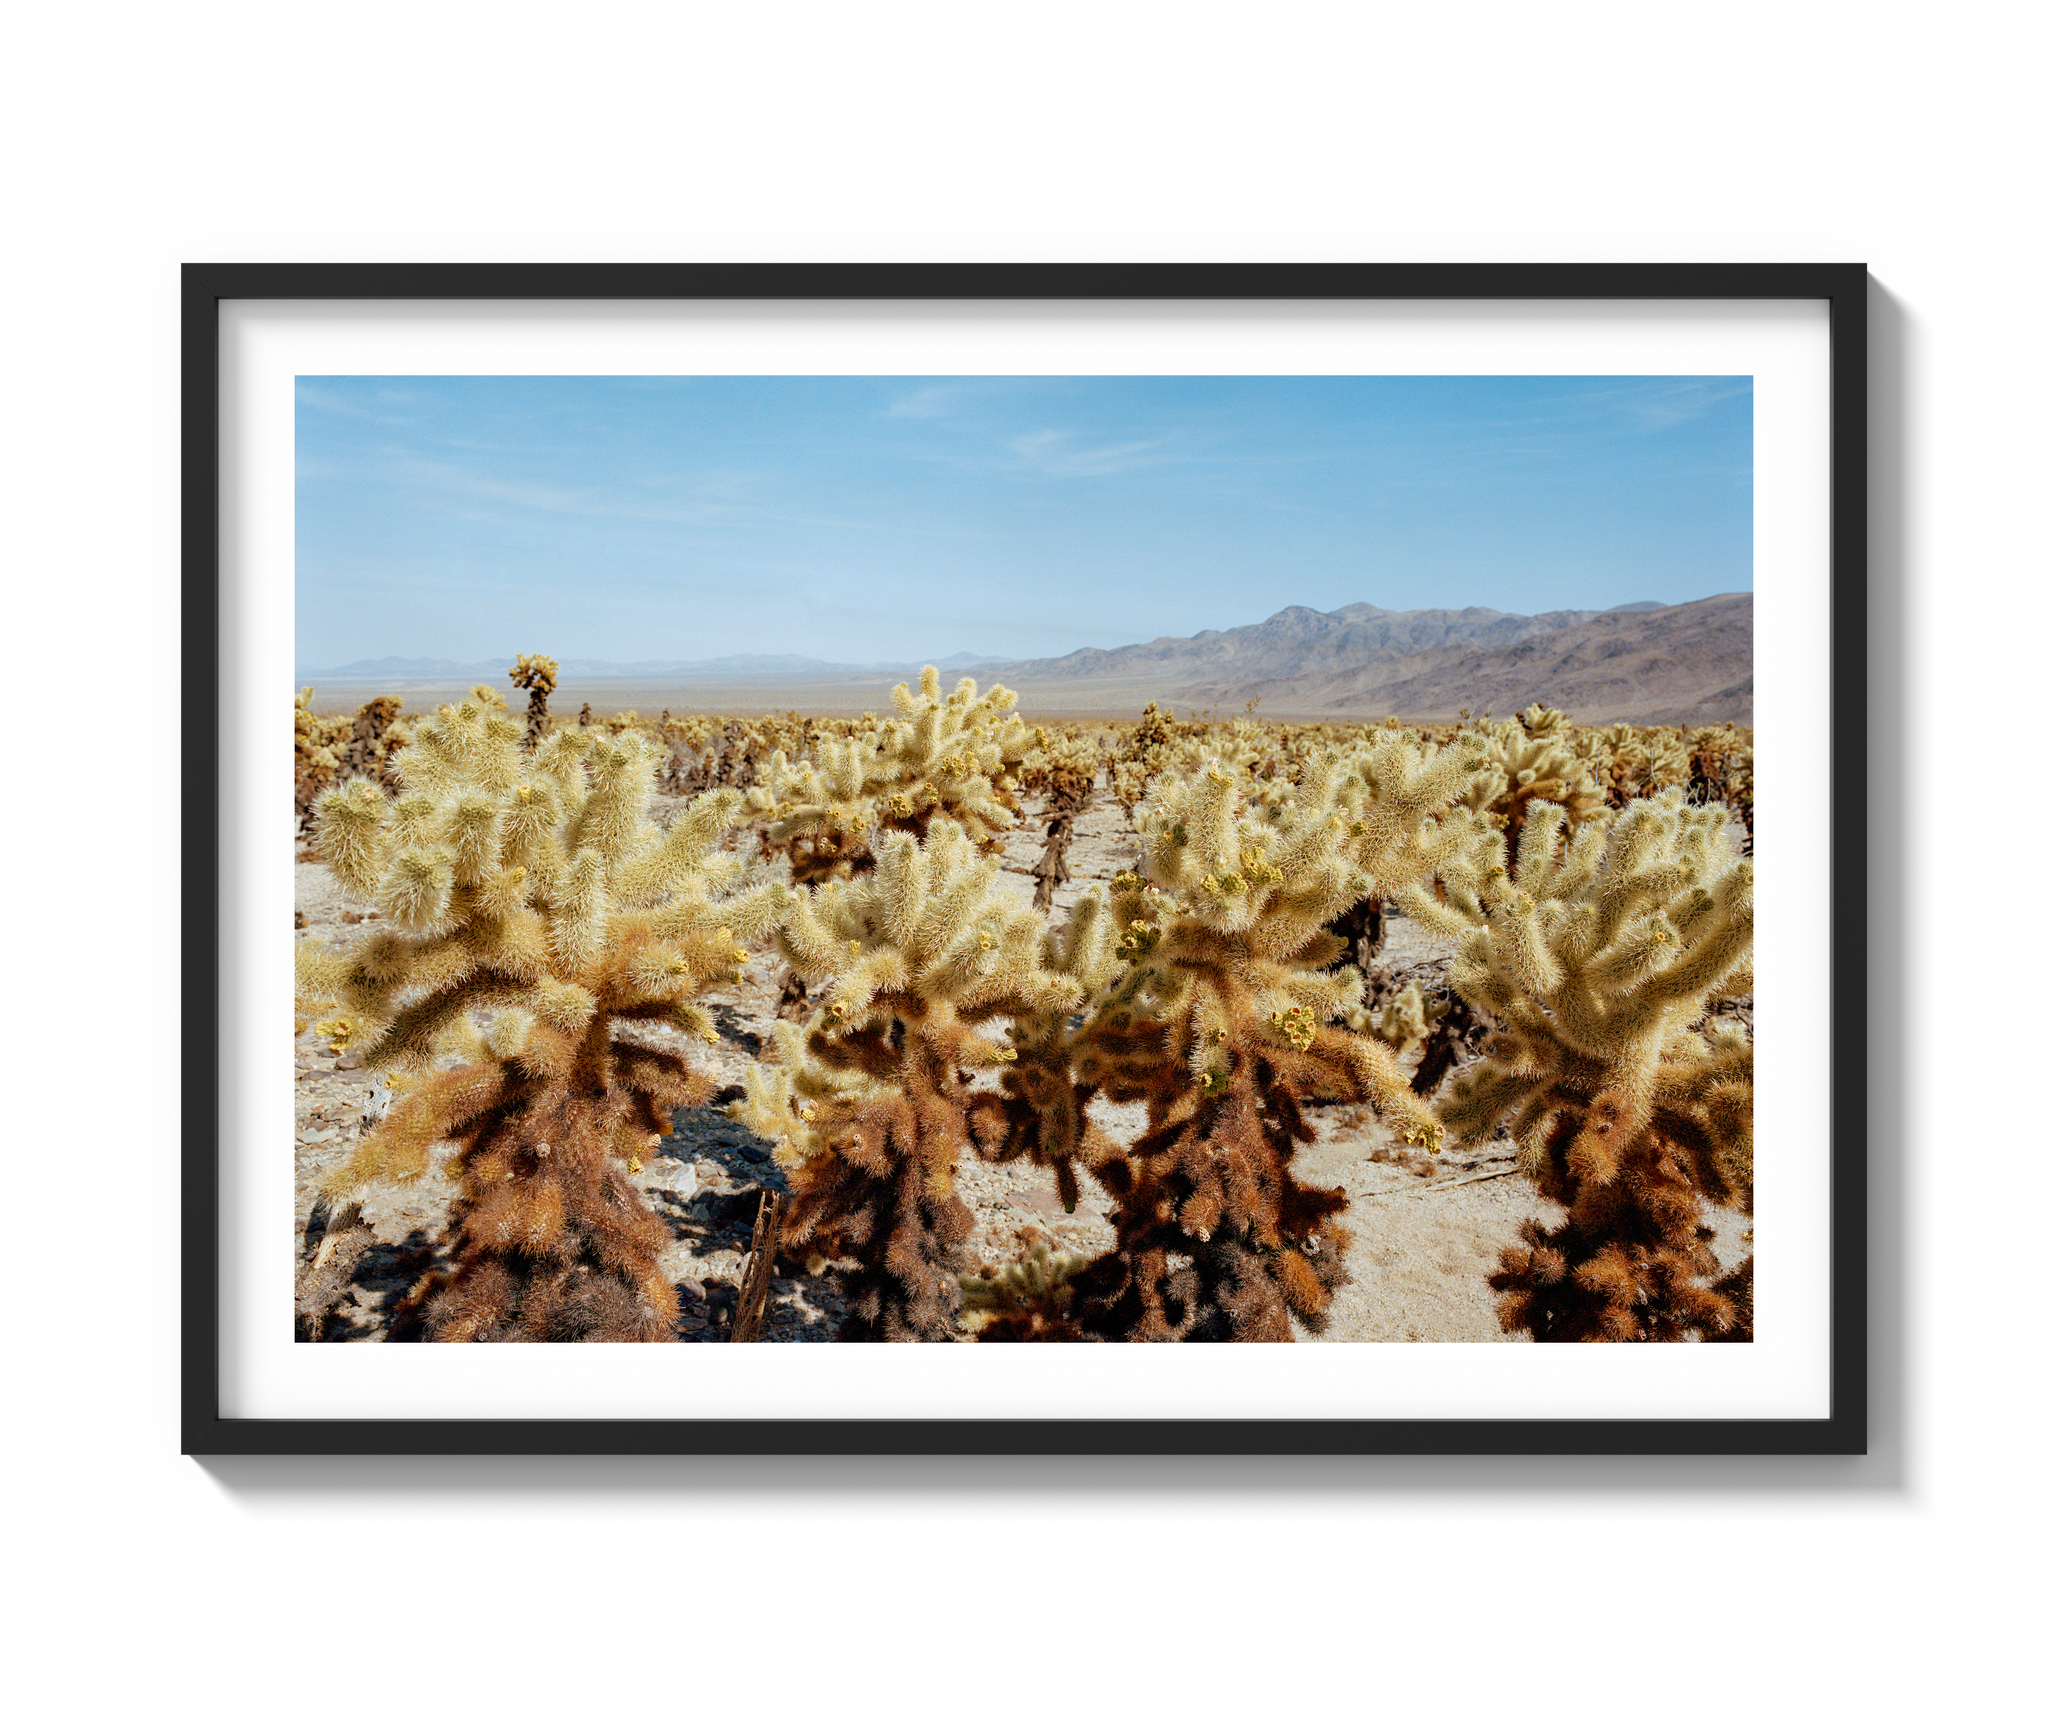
[184,262,1867,1457]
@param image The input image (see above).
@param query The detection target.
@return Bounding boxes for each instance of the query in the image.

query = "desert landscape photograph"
[291,373,1755,1346]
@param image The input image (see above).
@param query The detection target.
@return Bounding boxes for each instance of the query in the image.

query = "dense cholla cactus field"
[293,666,1754,1344]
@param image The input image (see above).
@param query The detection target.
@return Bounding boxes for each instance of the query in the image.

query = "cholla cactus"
[748,668,1035,883]
[1017,728,1101,807]
[294,688,347,829]
[1575,721,1633,807]
[1405,789,1754,1341]
[508,652,558,748]
[1578,721,1691,808]
[338,694,406,790]
[1026,731,1101,912]
[1158,717,1282,797]
[1109,758,1150,826]
[731,818,1084,1340]
[1365,976,1441,1051]
[1685,724,1754,837]
[296,689,414,836]
[971,888,1127,1212]
[960,1240,1092,1340]
[1029,742,1470,1341]
[1463,704,1607,871]
[296,691,782,1341]
[1124,701,1177,770]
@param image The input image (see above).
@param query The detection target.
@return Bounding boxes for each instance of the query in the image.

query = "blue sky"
[295,374,1751,669]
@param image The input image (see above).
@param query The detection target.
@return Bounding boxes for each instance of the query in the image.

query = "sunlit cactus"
[1461,704,1607,872]
[296,690,782,1341]
[731,817,1084,1340]
[1157,716,1284,799]
[1578,720,1693,808]
[1016,742,1466,1341]
[508,652,558,748]
[970,887,1128,1213]
[1017,728,1102,804]
[1403,787,1755,1341]
[747,668,1035,884]
[1125,700,1177,768]
[1684,724,1754,838]
[288,668,1763,1348]
[294,687,347,830]
[960,1240,1092,1340]
[339,693,406,791]
[1109,758,1149,826]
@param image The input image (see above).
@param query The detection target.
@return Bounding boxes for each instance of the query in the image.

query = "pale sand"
[305,672,1371,723]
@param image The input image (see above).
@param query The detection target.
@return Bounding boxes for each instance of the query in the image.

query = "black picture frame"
[185,262,1867,1456]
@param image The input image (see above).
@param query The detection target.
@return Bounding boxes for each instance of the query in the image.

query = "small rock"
[707,1194,759,1229]
[736,1145,771,1165]
[703,1279,737,1303]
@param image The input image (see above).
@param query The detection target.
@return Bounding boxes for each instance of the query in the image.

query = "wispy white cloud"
[295,382,420,426]
[1530,378,1752,434]
[882,380,1061,420]
[1005,428,1176,478]
[335,453,981,541]
[1619,378,1752,431]
[1440,378,1753,443]
[884,385,961,419]
[330,453,756,528]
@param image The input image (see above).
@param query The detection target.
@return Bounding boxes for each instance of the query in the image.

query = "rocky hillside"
[1191,593,1753,722]
[983,598,1655,684]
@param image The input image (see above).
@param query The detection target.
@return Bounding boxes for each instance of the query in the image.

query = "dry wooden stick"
[1356,1166,1521,1198]
[1413,1167,1520,1192]
[730,1189,783,1343]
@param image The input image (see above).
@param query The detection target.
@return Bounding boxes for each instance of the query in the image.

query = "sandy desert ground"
[291,788,1751,1344]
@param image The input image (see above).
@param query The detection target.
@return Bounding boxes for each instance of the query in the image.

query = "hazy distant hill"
[1170,593,1752,723]
[975,594,1750,723]
[298,594,1751,725]
[978,599,1658,685]
[298,649,1002,682]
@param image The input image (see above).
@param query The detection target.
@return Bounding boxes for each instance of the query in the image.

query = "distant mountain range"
[976,594,1751,724]
[1175,594,1751,724]
[298,593,1752,724]
[975,599,1672,684]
